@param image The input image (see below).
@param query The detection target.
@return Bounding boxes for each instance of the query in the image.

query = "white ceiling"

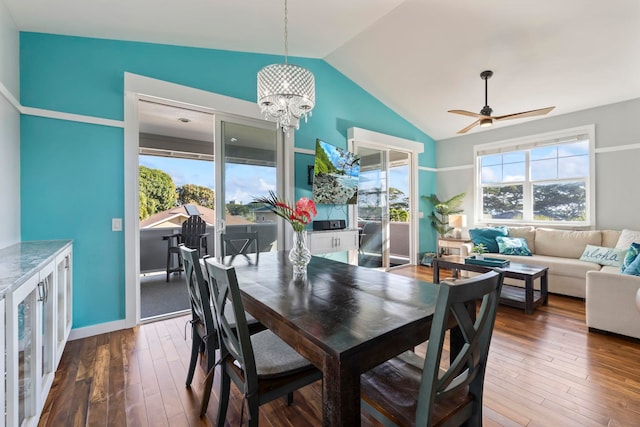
[5,0,640,140]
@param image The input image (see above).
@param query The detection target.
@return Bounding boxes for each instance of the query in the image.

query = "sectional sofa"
[459,226,640,339]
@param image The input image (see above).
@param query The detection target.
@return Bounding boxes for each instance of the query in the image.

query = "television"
[311,139,360,205]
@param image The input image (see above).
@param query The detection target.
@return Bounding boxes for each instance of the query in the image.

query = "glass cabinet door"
[8,274,39,427]
[55,248,72,363]
[38,262,56,405]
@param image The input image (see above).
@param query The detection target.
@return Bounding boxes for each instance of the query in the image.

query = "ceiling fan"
[448,70,555,134]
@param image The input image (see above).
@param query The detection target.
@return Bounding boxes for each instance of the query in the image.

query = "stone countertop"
[0,240,73,299]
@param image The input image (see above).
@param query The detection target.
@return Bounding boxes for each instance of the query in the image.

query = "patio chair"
[164,215,209,281]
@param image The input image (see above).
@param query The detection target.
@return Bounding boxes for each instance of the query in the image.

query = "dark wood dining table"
[231,251,442,426]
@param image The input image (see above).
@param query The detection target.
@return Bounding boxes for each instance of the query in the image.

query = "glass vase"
[289,229,311,275]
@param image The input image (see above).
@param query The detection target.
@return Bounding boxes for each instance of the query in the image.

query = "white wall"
[436,98,640,232]
[0,0,20,248]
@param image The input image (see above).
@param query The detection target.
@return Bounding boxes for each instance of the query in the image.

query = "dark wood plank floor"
[38,265,640,426]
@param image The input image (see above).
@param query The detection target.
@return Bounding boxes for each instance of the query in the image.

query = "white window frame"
[473,125,596,227]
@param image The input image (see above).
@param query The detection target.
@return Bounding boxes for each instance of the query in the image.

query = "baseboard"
[68,319,129,340]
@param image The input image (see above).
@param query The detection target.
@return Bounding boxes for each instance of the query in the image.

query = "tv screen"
[311,139,360,205]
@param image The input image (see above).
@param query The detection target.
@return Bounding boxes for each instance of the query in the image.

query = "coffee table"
[432,256,549,314]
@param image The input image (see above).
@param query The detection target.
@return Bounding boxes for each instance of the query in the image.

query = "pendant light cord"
[284,0,289,64]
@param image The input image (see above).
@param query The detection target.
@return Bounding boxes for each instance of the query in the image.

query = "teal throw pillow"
[621,242,640,272]
[469,226,508,253]
[579,244,626,267]
[496,236,532,256]
[623,252,640,276]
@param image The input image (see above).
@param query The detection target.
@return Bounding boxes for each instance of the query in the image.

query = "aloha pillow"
[496,236,532,256]
[579,244,626,267]
[623,252,640,276]
[468,226,508,253]
[621,242,640,272]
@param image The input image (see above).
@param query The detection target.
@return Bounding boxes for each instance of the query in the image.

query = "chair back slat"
[179,245,215,337]
[204,259,259,395]
[415,269,503,425]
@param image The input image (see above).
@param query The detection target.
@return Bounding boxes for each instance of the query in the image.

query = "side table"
[437,237,472,256]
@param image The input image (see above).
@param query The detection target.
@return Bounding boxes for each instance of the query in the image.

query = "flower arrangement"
[253,191,317,232]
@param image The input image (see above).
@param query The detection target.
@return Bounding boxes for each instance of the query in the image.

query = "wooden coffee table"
[432,256,549,314]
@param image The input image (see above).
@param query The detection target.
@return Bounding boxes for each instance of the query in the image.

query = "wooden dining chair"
[360,269,504,427]
[179,245,264,417]
[220,231,259,265]
[203,258,322,426]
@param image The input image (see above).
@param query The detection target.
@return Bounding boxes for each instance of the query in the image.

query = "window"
[475,126,594,225]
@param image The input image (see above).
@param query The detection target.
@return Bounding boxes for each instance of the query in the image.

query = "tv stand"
[307,229,358,255]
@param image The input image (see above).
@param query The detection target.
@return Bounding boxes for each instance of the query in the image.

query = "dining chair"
[179,245,264,417]
[220,231,259,265]
[360,269,504,427]
[203,258,323,426]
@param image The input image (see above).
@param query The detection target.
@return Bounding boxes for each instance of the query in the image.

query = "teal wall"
[20,32,437,328]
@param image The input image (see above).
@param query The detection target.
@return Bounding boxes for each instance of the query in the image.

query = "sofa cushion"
[601,230,622,248]
[506,226,536,253]
[534,228,601,258]
[623,254,640,276]
[469,226,508,253]
[579,244,626,267]
[496,236,532,256]
[615,229,640,250]
[622,242,640,272]
[498,253,601,279]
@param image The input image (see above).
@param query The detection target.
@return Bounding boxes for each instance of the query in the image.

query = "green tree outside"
[139,166,177,220]
[177,184,214,209]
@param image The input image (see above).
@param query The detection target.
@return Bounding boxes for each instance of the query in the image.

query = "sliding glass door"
[215,114,282,257]
[354,144,413,269]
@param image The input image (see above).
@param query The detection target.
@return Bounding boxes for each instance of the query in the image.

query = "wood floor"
[38,265,640,427]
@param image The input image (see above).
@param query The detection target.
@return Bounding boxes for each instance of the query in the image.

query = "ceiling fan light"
[480,118,493,128]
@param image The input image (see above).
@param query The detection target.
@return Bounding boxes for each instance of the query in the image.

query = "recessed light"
[178,117,191,123]
[230,137,238,143]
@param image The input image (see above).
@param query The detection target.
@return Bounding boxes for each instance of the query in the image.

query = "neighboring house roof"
[140,204,252,228]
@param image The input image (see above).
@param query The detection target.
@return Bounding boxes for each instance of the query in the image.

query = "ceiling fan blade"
[457,119,481,134]
[448,109,484,118]
[494,106,555,121]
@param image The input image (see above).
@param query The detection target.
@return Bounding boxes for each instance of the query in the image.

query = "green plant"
[422,192,466,238]
[472,243,487,255]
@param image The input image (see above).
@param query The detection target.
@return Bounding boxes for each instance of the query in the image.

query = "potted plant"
[422,192,466,255]
[472,243,487,260]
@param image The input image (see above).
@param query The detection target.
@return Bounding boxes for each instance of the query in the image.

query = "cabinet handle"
[37,281,45,302]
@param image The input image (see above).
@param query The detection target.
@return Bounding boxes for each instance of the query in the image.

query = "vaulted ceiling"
[6,0,640,140]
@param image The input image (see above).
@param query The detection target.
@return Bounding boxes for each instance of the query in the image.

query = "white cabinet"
[7,272,41,427]
[3,241,73,427]
[55,246,72,364]
[307,229,359,255]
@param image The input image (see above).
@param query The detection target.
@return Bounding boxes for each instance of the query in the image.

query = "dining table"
[230,251,446,426]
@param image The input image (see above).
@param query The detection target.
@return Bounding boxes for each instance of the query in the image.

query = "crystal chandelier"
[257,0,315,132]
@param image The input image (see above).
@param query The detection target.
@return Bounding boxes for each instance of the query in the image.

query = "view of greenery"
[139,166,218,220]
[177,184,214,209]
[139,166,177,220]
[482,182,586,221]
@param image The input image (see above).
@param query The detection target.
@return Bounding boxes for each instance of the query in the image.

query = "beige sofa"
[586,229,640,339]
[460,226,621,298]
[460,227,640,339]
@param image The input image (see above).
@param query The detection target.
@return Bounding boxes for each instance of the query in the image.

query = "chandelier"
[257,0,315,132]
